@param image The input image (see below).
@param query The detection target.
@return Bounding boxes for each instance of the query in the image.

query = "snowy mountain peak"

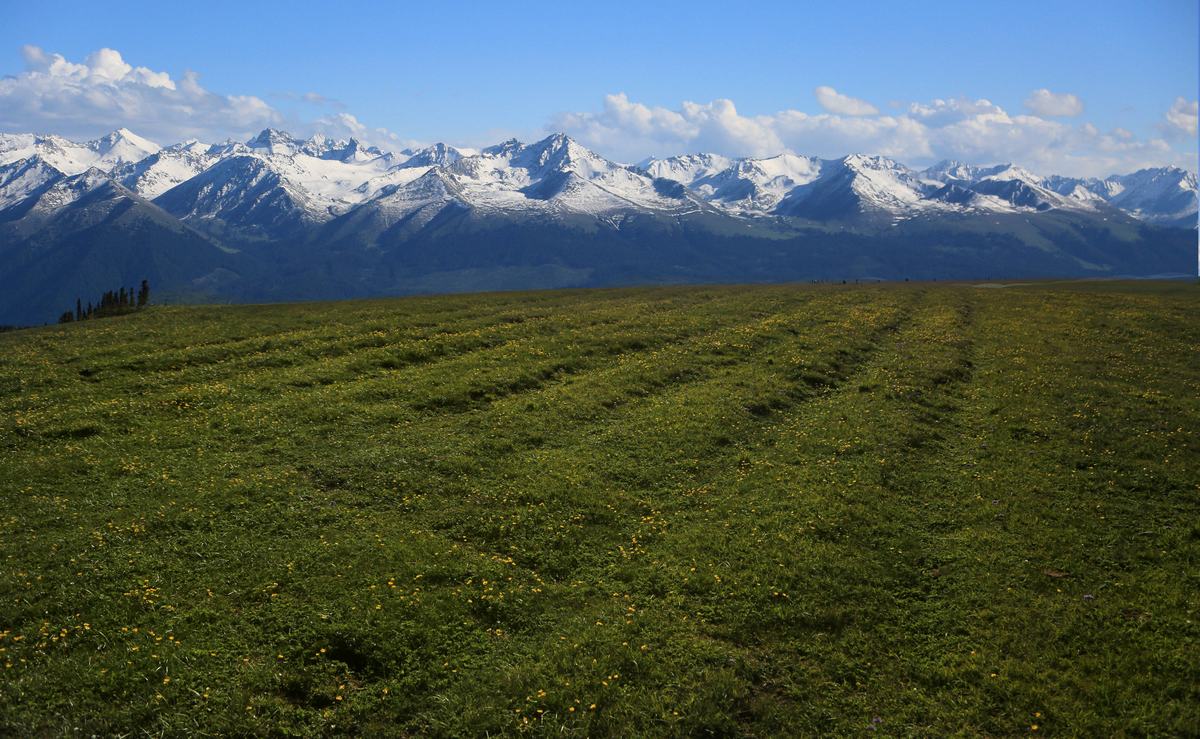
[733,153,821,179]
[922,160,981,182]
[637,153,736,185]
[247,128,293,144]
[299,133,335,158]
[402,143,465,168]
[482,138,523,157]
[524,133,574,159]
[514,134,613,179]
[300,135,382,163]
[535,132,572,150]
[92,128,159,152]
[73,166,115,187]
[246,128,303,155]
[85,129,161,172]
[819,154,930,214]
[840,153,909,174]
[980,164,1042,185]
[167,140,212,155]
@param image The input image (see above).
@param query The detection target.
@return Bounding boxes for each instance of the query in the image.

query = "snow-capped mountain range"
[0,127,1195,326]
[1,128,1195,232]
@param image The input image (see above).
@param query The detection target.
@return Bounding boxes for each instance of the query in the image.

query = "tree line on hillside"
[59,280,150,324]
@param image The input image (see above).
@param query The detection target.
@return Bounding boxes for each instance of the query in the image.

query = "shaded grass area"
[0,282,1197,736]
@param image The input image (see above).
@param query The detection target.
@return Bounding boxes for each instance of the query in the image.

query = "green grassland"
[1,281,1197,736]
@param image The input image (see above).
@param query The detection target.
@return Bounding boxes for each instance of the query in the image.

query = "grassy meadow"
[1,281,1197,736]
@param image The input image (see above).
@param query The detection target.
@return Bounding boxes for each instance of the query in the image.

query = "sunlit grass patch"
[0,281,1197,735]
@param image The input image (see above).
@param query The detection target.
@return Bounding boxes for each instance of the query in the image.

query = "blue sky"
[1,0,1196,175]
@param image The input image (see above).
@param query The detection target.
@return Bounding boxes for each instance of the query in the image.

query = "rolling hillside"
[1,282,1197,735]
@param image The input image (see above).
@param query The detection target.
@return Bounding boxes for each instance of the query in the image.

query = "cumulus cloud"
[1023,89,1084,117]
[554,93,783,159]
[908,97,1007,126]
[1165,96,1198,135]
[0,45,408,150]
[555,92,1193,177]
[813,86,878,116]
[1,45,284,142]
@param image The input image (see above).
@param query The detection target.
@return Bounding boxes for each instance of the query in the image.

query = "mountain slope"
[1106,168,1198,227]
[690,153,821,212]
[773,155,934,221]
[154,155,328,242]
[0,171,236,325]
[112,141,217,199]
[0,156,65,212]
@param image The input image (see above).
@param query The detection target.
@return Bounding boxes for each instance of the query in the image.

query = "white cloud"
[1024,89,1084,117]
[1165,96,1198,135]
[0,45,281,142]
[313,112,422,152]
[814,86,878,116]
[555,92,1195,177]
[301,91,342,107]
[908,97,1008,126]
[0,45,409,150]
[553,93,782,159]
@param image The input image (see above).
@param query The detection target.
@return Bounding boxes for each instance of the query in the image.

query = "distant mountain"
[0,128,159,175]
[402,142,466,168]
[111,141,217,199]
[638,153,736,187]
[773,154,931,220]
[683,153,821,212]
[1094,168,1197,228]
[924,161,1199,228]
[0,127,1195,325]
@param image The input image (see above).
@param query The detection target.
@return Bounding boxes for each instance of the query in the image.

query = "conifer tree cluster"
[59,280,150,324]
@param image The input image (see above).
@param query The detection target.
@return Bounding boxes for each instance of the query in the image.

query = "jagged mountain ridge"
[0,127,1195,326]
[2,128,1195,232]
